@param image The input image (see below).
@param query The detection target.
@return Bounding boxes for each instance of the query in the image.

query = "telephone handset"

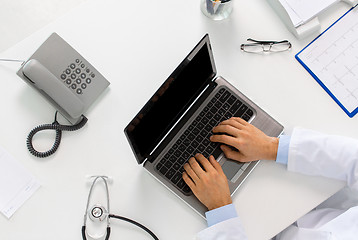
[22,59,85,120]
[17,33,110,157]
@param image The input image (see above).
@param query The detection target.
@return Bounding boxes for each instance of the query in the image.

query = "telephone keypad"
[61,58,94,95]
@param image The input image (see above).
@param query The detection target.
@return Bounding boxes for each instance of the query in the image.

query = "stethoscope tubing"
[82,176,159,240]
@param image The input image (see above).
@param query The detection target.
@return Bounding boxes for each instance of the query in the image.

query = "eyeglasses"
[240,38,292,53]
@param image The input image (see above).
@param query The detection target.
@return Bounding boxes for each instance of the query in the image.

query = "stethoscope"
[82,176,159,240]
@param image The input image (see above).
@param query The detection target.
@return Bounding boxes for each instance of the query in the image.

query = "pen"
[212,0,221,12]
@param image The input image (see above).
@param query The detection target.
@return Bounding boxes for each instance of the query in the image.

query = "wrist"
[208,198,232,211]
[265,137,279,161]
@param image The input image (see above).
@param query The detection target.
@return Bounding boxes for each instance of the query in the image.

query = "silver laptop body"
[125,34,283,217]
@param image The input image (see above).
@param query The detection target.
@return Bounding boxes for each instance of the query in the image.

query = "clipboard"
[296,5,358,118]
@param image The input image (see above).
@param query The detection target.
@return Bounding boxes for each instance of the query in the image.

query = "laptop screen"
[125,35,216,163]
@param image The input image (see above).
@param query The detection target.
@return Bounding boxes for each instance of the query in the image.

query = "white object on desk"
[267,0,358,39]
[281,0,338,28]
[0,145,40,218]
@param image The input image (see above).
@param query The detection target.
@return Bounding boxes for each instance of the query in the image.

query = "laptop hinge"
[148,81,218,163]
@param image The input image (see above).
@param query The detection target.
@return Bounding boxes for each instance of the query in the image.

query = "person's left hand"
[182,154,232,210]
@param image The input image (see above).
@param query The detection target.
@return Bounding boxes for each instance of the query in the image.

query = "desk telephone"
[16,33,110,157]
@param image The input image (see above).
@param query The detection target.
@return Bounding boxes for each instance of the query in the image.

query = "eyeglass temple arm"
[246,38,290,44]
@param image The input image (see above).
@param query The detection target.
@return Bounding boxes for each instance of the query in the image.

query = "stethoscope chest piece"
[82,176,158,240]
[89,204,108,222]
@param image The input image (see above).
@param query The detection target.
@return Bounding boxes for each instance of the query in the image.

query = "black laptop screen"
[125,36,216,163]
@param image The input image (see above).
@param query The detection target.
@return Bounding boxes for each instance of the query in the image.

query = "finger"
[218,117,246,129]
[208,155,224,174]
[188,156,207,178]
[210,134,238,147]
[212,124,240,137]
[182,172,196,189]
[220,145,245,162]
[232,117,249,126]
[184,159,200,182]
[195,153,215,172]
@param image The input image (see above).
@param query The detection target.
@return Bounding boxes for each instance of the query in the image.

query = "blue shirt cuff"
[205,203,238,227]
[276,135,290,165]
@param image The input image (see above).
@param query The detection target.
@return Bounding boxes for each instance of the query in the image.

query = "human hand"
[210,117,279,162]
[182,154,232,211]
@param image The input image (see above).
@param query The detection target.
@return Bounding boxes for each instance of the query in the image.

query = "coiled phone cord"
[26,112,88,158]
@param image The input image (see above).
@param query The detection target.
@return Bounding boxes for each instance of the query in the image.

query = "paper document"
[296,7,358,117]
[0,145,40,218]
[279,0,338,27]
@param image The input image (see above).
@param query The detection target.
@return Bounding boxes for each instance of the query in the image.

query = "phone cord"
[26,112,88,158]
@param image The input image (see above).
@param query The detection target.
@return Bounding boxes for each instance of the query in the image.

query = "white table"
[0,0,355,239]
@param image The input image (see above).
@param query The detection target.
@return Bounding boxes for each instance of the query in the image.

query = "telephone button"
[76,79,82,84]
[70,63,76,69]
[75,59,80,63]
[86,78,92,84]
[76,88,82,94]
[71,74,76,79]
[75,68,81,74]
[61,74,66,80]
[81,83,87,89]
[65,69,71,74]
[80,73,86,79]
[81,64,85,68]
[71,83,77,89]
[65,79,72,85]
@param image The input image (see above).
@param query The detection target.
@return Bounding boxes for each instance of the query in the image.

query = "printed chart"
[296,7,358,117]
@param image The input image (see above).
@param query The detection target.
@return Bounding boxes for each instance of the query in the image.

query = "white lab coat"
[197,128,358,240]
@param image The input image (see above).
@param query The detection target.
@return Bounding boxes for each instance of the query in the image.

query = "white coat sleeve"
[288,128,358,190]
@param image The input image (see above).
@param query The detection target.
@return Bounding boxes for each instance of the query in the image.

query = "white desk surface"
[0,0,356,239]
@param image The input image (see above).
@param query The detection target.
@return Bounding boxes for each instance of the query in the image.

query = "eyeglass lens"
[241,41,291,53]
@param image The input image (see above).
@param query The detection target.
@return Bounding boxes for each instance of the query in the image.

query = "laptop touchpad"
[222,159,244,182]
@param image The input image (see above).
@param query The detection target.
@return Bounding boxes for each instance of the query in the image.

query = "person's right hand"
[210,117,279,162]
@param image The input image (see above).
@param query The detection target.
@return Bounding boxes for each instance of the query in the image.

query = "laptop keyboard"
[155,87,254,195]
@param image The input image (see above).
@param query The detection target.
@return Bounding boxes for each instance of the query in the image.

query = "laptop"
[124,34,284,217]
